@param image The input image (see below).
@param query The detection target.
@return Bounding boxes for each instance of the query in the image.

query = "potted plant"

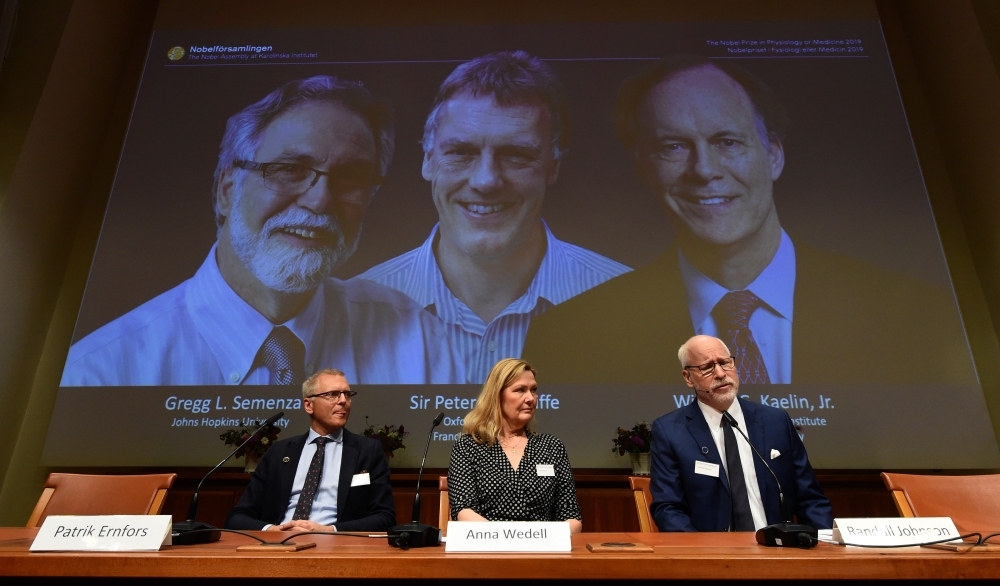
[219,419,281,473]
[613,422,653,475]
[362,416,409,462]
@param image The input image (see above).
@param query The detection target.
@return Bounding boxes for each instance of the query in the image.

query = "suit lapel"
[279,433,308,508]
[683,401,730,493]
[337,429,360,516]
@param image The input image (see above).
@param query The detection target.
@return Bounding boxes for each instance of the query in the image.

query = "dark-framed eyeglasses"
[234,159,384,200]
[307,390,358,402]
[683,357,736,378]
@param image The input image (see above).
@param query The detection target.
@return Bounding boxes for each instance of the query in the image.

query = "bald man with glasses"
[226,368,396,532]
[648,335,831,532]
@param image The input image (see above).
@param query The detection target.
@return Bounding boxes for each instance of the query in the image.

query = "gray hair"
[421,51,567,160]
[677,336,732,367]
[302,368,347,399]
[213,75,395,228]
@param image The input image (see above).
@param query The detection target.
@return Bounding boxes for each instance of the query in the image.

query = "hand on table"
[274,520,336,532]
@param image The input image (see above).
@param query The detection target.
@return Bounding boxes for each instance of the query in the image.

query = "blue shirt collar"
[403,221,566,331]
[186,243,326,383]
[678,229,796,328]
[306,426,345,444]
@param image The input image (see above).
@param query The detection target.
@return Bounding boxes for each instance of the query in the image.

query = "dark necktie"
[713,290,771,384]
[259,326,305,386]
[722,416,755,531]
[292,436,331,521]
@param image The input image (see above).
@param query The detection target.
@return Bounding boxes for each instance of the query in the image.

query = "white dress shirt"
[697,398,768,530]
[679,230,796,383]
[279,427,344,527]
[359,221,630,383]
[61,244,464,385]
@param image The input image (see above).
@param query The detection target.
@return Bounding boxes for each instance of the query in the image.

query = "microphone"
[388,412,445,549]
[172,412,284,545]
[721,411,817,549]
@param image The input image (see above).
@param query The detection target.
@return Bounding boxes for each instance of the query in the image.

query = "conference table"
[2,528,999,579]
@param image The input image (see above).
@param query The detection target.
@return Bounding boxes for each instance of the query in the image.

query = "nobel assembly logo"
[189,44,274,53]
[166,46,186,61]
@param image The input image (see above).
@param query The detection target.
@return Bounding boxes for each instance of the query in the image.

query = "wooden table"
[1,528,997,579]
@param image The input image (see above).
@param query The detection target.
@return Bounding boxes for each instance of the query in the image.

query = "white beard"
[227,189,358,294]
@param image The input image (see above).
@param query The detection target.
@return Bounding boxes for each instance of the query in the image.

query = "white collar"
[697,396,745,430]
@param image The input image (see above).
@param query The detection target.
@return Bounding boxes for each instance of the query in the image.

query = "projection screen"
[42,7,1000,470]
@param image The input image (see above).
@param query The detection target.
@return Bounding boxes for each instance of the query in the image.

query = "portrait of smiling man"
[360,51,630,383]
[524,55,970,384]
[61,75,461,386]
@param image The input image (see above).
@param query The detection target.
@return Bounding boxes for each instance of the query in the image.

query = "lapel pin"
[283,456,290,463]
[701,446,709,455]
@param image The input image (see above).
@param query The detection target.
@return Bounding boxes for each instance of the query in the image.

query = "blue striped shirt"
[61,244,464,385]
[358,222,631,383]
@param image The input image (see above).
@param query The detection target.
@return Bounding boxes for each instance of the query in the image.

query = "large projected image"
[43,19,1000,469]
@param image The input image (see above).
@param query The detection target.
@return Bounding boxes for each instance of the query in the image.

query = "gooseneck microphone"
[721,411,817,548]
[172,411,284,545]
[388,412,445,549]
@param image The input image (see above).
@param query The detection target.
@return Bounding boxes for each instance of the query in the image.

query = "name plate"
[31,515,172,552]
[445,521,571,553]
[831,517,961,547]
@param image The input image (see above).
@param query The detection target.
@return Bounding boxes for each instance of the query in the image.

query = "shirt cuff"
[262,524,274,531]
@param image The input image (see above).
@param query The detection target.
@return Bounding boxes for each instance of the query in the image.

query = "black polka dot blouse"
[447,431,582,522]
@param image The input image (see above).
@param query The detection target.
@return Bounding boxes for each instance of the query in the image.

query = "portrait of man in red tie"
[523,55,971,385]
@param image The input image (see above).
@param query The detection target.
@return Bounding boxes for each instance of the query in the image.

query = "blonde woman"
[447,358,582,533]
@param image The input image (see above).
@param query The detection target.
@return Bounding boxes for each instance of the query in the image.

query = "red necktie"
[713,291,771,385]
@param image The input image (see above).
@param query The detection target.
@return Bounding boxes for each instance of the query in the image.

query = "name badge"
[831,517,961,546]
[31,515,172,552]
[445,521,571,552]
[351,472,370,487]
[694,461,720,478]
[536,464,555,477]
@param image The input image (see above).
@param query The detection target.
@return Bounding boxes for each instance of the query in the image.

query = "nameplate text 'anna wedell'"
[444,521,571,552]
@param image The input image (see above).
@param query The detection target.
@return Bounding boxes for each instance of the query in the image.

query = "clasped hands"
[266,520,336,532]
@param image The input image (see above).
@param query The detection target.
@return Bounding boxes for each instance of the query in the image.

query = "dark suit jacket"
[226,428,396,531]
[650,397,832,531]
[522,242,973,384]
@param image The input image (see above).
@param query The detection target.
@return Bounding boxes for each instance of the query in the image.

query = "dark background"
[70,20,952,343]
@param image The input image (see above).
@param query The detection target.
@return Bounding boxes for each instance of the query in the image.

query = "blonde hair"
[302,368,346,398]
[462,358,536,445]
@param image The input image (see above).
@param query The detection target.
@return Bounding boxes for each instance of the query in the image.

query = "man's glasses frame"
[233,159,384,198]
[307,390,358,402]
[683,357,736,378]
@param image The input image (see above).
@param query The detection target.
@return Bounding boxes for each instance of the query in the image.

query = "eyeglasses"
[234,159,384,201]
[307,390,358,402]
[683,357,736,378]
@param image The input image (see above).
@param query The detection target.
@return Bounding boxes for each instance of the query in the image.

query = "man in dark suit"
[522,55,972,385]
[226,368,395,532]
[650,335,831,532]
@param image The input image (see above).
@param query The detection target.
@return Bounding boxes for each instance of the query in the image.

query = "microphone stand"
[172,412,283,545]
[388,413,445,549]
[722,412,818,548]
